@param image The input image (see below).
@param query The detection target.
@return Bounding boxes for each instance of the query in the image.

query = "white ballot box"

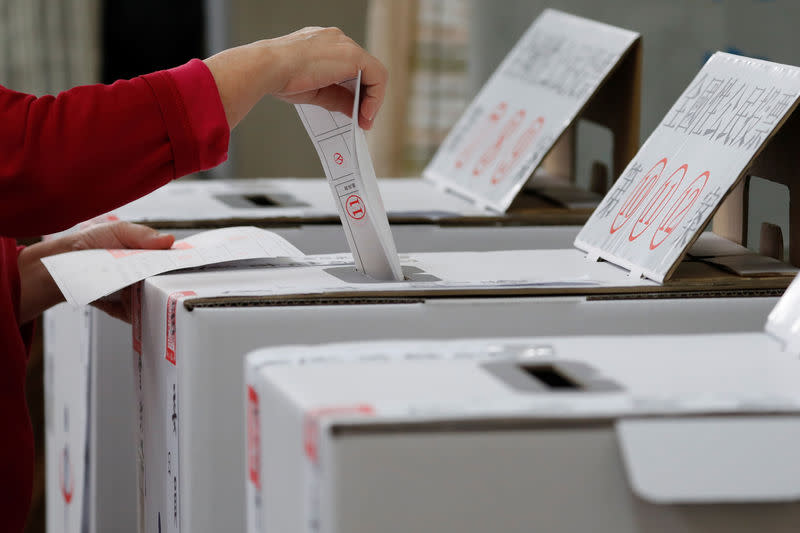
[43,223,580,533]
[244,334,800,533]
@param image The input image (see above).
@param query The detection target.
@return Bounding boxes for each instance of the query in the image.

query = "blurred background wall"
[0,0,99,94]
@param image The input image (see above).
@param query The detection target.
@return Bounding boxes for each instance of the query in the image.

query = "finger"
[358,52,388,124]
[112,222,175,250]
[279,84,355,117]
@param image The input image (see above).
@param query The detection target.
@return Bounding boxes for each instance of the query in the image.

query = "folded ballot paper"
[295,72,404,281]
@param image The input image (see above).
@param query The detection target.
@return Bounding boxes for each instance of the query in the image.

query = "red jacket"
[0,59,229,531]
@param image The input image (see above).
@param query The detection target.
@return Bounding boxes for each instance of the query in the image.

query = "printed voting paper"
[245,332,800,533]
[42,226,303,306]
[296,73,403,280]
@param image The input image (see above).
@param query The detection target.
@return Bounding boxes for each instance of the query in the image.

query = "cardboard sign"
[296,73,404,281]
[424,9,640,212]
[576,53,800,282]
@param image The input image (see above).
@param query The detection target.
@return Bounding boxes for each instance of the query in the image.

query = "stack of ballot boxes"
[45,10,643,533]
[243,326,800,533]
[120,49,800,533]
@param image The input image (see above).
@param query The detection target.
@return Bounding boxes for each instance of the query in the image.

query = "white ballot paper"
[42,226,303,306]
[296,72,404,281]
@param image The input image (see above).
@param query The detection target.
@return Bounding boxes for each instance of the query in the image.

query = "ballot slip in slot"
[296,72,404,281]
[576,53,800,283]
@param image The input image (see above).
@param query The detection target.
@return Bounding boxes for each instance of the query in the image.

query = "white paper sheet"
[576,53,800,282]
[42,227,304,306]
[296,73,404,281]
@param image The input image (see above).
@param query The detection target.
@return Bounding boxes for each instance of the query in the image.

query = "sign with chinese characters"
[575,53,800,282]
[423,9,640,212]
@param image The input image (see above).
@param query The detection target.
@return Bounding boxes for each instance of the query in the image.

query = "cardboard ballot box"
[43,223,581,533]
[45,173,587,533]
[244,336,800,533]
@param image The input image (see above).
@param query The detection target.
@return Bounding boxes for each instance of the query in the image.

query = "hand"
[203,27,388,130]
[17,222,174,324]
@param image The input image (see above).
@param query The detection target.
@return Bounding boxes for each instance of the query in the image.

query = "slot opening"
[521,365,582,390]
[214,193,310,209]
[242,194,278,207]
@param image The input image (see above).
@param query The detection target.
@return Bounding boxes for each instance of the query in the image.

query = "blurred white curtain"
[0,0,100,95]
[367,0,470,176]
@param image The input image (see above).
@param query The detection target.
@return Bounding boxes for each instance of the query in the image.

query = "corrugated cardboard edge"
[324,412,795,437]
[128,210,596,230]
[182,276,790,311]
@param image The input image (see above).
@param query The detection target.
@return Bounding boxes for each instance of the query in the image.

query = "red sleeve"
[0,59,229,238]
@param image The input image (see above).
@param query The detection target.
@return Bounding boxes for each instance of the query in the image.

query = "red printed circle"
[334,152,344,165]
[650,171,709,250]
[610,158,667,234]
[345,195,366,220]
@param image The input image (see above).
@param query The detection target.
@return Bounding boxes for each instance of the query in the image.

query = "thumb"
[112,222,175,250]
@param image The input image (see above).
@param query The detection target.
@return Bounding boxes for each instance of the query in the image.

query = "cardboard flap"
[765,273,800,351]
[423,9,640,213]
[617,417,800,504]
[714,101,800,267]
[576,53,800,283]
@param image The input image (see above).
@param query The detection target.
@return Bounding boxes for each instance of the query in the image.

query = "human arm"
[0,59,229,238]
[17,222,174,324]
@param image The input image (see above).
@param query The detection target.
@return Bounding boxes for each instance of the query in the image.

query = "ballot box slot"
[586,287,785,301]
[481,360,622,393]
[522,365,582,390]
[214,193,310,208]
